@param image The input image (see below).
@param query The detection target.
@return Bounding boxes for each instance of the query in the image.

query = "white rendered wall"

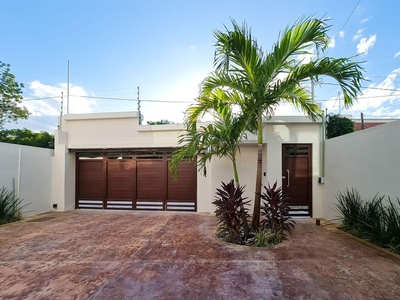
[0,142,53,217]
[51,131,76,212]
[60,112,323,214]
[322,121,400,221]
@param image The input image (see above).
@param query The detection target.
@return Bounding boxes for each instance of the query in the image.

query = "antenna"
[137,86,142,125]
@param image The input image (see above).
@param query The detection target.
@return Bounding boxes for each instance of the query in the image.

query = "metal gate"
[76,150,197,211]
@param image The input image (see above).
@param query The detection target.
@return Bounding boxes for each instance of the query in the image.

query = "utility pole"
[67,60,70,114]
[137,86,142,125]
[361,112,364,130]
[60,92,64,130]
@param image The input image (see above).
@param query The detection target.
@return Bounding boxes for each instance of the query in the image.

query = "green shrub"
[335,188,400,254]
[247,227,285,247]
[0,186,26,225]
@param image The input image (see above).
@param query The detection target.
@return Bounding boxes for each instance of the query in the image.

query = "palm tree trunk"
[252,114,263,228]
[232,157,250,240]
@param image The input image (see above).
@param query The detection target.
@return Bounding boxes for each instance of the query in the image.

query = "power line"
[320,82,400,92]
[326,0,361,55]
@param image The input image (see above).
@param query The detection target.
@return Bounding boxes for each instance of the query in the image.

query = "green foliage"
[0,61,29,129]
[212,180,250,244]
[0,128,54,149]
[260,182,295,237]
[326,114,354,139]
[335,188,400,254]
[247,227,285,247]
[147,119,174,125]
[170,106,246,183]
[0,186,26,225]
[185,16,365,228]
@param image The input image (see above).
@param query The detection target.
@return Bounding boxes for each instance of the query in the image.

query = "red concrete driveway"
[0,210,399,299]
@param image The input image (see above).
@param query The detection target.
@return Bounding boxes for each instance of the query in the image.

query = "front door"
[282,144,312,216]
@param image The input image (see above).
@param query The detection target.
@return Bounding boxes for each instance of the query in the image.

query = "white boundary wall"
[0,142,53,217]
[322,120,400,221]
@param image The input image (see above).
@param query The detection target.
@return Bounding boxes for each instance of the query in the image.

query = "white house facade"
[51,111,325,217]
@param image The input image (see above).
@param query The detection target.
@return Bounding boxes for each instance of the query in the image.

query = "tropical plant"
[335,188,400,254]
[212,180,250,244]
[326,114,354,138]
[247,227,285,247]
[170,106,246,184]
[260,182,295,237]
[0,186,26,225]
[186,16,364,228]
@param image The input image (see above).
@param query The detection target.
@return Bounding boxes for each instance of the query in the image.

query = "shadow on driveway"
[0,210,399,299]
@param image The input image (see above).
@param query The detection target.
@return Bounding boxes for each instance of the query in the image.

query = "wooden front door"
[282,144,312,216]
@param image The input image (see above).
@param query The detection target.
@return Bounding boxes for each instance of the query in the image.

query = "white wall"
[59,112,323,214]
[0,142,53,217]
[51,131,76,211]
[200,121,323,215]
[322,121,400,221]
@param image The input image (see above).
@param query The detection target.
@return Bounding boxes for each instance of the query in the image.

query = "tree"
[170,104,250,238]
[186,17,364,228]
[0,128,54,149]
[326,114,354,139]
[147,119,175,125]
[0,61,29,129]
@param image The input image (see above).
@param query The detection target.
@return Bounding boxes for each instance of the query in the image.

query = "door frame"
[281,143,313,217]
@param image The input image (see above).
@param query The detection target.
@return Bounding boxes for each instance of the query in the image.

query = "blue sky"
[1,0,400,131]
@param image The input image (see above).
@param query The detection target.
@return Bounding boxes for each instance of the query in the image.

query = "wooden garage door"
[76,151,197,211]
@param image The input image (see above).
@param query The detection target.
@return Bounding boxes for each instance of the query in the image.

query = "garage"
[75,149,197,211]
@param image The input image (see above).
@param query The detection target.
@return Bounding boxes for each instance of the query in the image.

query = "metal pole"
[137,86,141,125]
[60,92,63,130]
[361,112,364,130]
[67,60,70,114]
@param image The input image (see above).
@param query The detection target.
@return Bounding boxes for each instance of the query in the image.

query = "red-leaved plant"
[260,181,295,237]
[212,180,250,244]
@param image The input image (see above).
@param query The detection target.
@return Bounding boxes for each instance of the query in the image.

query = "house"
[51,111,325,217]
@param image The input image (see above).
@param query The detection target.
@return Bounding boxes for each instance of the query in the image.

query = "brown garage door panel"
[107,160,134,200]
[167,161,197,201]
[76,151,197,211]
[136,160,164,200]
[78,160,104,199]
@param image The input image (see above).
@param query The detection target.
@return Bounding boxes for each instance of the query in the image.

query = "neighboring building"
[353,118,399,131]
[51,111,325,217]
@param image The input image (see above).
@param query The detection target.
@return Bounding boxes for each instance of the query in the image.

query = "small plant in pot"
[212,180,250,245]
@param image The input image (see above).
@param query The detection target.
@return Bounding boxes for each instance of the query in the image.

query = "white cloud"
[394,51,400,58]
[297,48,315,64]
[189,45,196,50]
[356,35,377,55]
[328,36,336,48]
[361,17,371,23]
[325,68,400,116]
[339,30,345,38]
[352,28,365,41]
[24,81,96,116]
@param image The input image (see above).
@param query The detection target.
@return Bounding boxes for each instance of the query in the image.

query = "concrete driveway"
[0,210,399,300]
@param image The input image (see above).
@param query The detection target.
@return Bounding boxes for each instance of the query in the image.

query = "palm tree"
[170,101,250,237]
[187,16,364,228]
[170,101,246,186]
